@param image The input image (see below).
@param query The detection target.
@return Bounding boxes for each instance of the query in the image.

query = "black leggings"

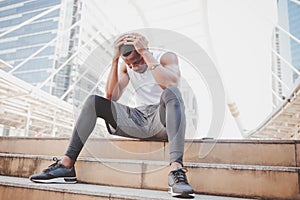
[65,96,117,160]
[65,86,186,165]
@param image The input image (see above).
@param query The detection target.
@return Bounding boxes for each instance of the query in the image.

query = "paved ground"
[0,175,255,200]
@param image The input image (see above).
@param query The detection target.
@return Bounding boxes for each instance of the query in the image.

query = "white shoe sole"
[168,186,195,198]
[30,177,77,184]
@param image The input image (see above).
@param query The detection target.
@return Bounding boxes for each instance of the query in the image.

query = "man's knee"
[161,86,183,104]
[83,95,99,110]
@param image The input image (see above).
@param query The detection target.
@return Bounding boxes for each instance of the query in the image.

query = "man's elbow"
[106,85,121,101]
[106,92,120,101]
[106,92,112,100]
[169,76,179,86]
[160,79,179,90]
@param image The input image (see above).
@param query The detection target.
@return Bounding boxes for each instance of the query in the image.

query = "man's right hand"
[113,34,128,60]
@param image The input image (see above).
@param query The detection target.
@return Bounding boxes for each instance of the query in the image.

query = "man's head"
[119,44,135,57]
[120,44,147,73]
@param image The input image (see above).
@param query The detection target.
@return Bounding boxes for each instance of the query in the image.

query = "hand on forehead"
[117,33,144,41]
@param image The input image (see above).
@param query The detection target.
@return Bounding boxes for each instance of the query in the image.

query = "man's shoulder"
[149,48,175,55]
[150,48,177,62]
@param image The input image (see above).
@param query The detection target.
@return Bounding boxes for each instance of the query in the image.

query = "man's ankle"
[61,156,74,168]
[170,162,182,171]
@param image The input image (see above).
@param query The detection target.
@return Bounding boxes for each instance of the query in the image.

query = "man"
[30,33,195,198]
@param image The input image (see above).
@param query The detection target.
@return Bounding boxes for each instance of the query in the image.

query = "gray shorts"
[106,102,168,141]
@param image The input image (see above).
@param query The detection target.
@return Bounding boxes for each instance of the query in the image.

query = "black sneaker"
[29,157,77,183]
[168,167,195,198]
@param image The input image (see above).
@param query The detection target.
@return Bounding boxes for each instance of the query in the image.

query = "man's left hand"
[124,33,149,55]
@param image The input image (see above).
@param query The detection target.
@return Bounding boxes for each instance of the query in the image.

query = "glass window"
[14,70,51,83]
[15,57,54,71]
[0,0,25,7]
[4,20,58,38]
[0,0,61,18]
[0,32,56,50]
[0,9,60,28]
[0,46,55,61]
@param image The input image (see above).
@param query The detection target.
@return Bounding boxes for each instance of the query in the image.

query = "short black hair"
[119,44,135,57]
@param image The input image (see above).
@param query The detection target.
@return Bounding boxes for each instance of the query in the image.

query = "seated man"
[30,33,195,198]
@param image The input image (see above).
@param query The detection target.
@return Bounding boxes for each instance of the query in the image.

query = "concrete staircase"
[0,175,250,200]
[0,137,299,199]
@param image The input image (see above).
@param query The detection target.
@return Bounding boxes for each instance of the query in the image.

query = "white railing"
[1,0,299,139]
[8,21,80,74]
[0,1,116,137]
[247,0,300,138]
[270,29,300,109]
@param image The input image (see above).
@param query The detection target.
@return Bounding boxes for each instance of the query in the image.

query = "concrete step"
[0,137,298,166]
[0,153,299,199]
[0,175,254,200]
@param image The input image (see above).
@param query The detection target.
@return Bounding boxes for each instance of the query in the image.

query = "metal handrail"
[59,33,115,100]
[289,0,300,6]
[8,20,80,74]
[228,0,300,138]
[248,77,300,137]
[248,0,300,138]
[271,48,300,76]
[1,1,117,109]
[275,25,300,47]
[271,71,290,90]
[37,29,105,89]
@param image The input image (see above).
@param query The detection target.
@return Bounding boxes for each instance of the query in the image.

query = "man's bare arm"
[105,61,129,101]
[106,34,129,100]
[141,50,180,89]
[123,33,180,89]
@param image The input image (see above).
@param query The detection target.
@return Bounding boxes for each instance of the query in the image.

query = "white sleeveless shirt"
[126,51,164,106]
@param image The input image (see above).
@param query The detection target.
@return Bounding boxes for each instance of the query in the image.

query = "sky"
[0,0,280,139]
[0,0,277,138]
[95,0,278,139]
[0,0,287,140]
[207,0,278,138]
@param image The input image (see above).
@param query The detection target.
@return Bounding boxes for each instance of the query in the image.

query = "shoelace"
[42,157,62,173]
[172,168,188,184]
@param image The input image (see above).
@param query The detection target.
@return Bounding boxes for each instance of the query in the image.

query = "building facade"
[287,1,300,79]
[0,0,80,99]
[273,0,300,103]
[0,0,200,138]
